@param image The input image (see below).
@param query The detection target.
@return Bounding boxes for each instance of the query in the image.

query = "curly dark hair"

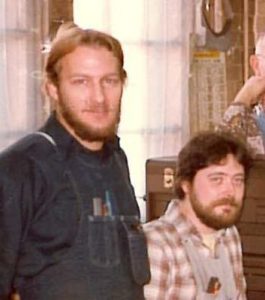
[175,131,253,199]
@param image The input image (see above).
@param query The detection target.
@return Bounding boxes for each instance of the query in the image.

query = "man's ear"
[250,54,260,75]
[181,180,191,196]
[45,80,59,102]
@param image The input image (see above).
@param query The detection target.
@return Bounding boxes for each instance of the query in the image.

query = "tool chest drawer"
[145,156,265,299]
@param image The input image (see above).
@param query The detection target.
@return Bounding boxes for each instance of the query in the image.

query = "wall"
[43,0,264,136]
[48,0,73,39]
[226,0,255,102]
[255,0,265,39]
[189,0,256,135]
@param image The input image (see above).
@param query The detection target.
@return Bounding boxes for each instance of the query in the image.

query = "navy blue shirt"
[0,115,148,300]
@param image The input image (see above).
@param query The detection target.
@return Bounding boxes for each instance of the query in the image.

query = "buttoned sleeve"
[216,103,264,155]
[217,103,253,141]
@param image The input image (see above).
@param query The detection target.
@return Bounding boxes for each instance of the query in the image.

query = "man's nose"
[91,82,105,103]
[223,178,236,197]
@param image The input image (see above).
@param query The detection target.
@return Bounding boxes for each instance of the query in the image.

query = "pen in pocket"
[92,192,116,216]
[93,197,103,216]
[105,190,113,215]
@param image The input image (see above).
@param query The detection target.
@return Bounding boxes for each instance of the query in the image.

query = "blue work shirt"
[0,114,149,300]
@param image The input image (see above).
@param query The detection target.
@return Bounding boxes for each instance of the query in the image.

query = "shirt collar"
[163,199,226,241]
[40,113,121,158]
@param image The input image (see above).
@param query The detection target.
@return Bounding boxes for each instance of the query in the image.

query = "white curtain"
[75,0,194,221]
[0,0,46,150]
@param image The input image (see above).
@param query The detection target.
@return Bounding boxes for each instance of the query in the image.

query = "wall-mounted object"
[202,0,233,37]
[200,0,234,51]
[189,50,228,134]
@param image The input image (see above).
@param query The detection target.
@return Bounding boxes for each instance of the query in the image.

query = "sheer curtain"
[0,0,46,150]
[74,0,194,220]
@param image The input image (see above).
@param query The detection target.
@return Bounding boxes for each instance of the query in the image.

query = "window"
[75,0,193,220]
[0,0,46,149]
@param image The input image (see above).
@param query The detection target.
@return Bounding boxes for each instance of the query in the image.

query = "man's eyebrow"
[207,172,225,177]
[103,73,121,77]
[207,172,245,177]
[69,72,120,78]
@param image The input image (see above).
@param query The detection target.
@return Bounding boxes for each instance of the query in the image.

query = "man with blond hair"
[0,22,149,300]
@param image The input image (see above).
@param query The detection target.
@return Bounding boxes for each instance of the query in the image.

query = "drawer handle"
[163,167,175,189]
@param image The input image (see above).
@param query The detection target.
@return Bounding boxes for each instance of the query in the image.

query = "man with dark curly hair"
[144,131,252,300]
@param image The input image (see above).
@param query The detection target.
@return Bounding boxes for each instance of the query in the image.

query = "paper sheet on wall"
[189,50,227,134]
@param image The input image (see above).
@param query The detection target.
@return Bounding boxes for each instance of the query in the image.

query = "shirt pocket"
[88,215,120,268]
[87,215,150,285]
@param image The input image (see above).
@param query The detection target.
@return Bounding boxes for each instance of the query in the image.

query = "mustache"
[212,197,238,207]
[82,106,116,113]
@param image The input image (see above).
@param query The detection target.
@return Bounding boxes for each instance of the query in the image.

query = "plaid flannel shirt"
[143,199,247,300]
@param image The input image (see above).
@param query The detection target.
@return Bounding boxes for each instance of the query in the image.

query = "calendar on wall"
[189,50,228,134]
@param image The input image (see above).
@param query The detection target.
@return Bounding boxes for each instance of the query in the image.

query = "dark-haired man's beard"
[59,101,121,143]
[190,190,243,230]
